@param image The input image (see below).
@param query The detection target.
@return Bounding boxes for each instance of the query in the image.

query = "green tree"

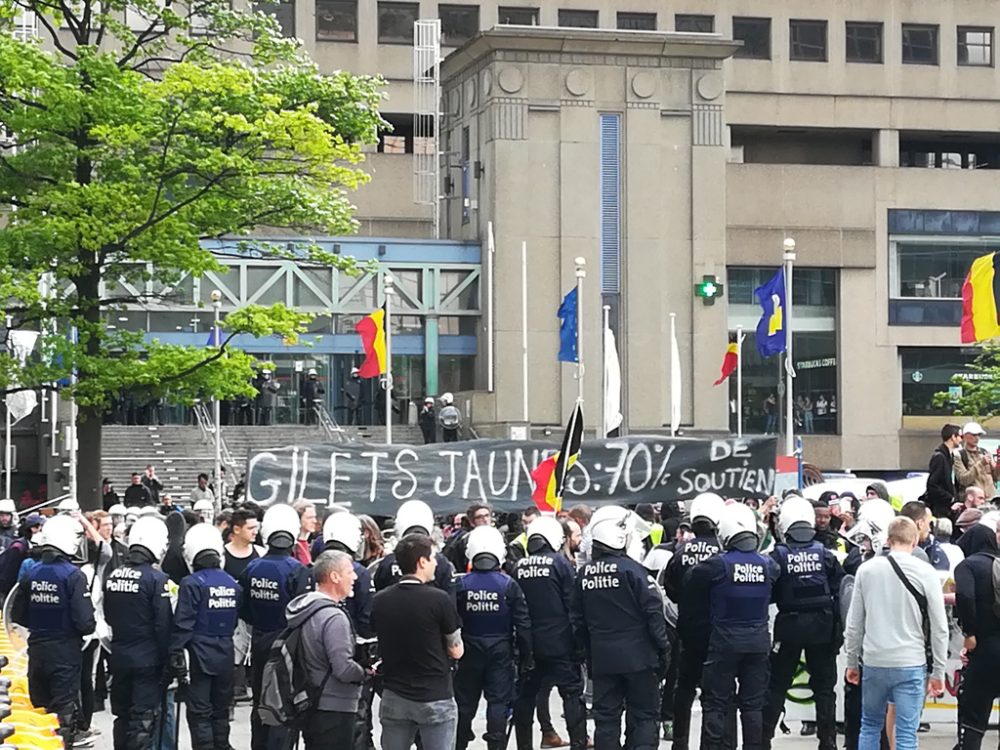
[932,345,998,421]
[0,0,384,508]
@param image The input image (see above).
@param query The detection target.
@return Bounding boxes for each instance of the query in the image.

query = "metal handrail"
[193,402,236,472]
[315,402,350,443]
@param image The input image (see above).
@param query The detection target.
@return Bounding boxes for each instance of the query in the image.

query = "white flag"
[602,325,623,436]
[6,330,39,424]
[5,390,36,423]
[670,314,681,436]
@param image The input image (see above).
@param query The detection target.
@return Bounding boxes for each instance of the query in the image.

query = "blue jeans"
[859,666,926,750]
[380,689,458,750]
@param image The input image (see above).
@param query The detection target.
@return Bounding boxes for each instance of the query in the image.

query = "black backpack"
[256,601,337,729]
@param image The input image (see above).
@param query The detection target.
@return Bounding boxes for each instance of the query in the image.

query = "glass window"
[846,21,883,63]
[617,12,655,31]
[733,17,771,59]
[439,4,479,46]
[378,1,418,44]
[440,356,476,393]
[790,19,827,61]
[902,24,939,65]
[727,267,836,307]
[901,347,983,416]
[558,9,598,28]
[893,242,991,298]
[316,0,357,41]
[959,26,994,66]
[498,6,538,25]
[254,0,295,36]
[675,14,713,33]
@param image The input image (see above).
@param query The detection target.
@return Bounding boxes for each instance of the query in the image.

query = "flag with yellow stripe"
[961,252,1000,343]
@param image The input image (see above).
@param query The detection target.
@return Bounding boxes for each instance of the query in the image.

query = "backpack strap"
[886,555,932,673]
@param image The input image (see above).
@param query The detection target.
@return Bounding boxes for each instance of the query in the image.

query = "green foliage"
[931,344,998,421]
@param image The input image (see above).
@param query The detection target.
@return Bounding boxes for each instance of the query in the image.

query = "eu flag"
[558,288,578,362]
[754,269,787,358]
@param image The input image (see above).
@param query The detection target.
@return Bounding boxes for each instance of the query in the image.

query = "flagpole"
[211,290,222,505]
[736,324,744,438]
[68,325,78,504]
[384,275,394,445]
[4,316,10,501]
[670,312,679,437]
[602,305,610,438]
[783,238,796,456]
[486,221,495,393]
[521,241,529,423]
[574,257,586,406]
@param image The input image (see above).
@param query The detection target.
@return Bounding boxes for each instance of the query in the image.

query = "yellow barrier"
[0,614,65,749]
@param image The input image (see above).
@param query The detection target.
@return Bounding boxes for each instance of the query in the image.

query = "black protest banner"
[245,435,777,516]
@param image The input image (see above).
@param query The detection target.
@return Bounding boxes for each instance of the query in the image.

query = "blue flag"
[558,288,578,362]
[754,269,787,358]
[205,326,221,347]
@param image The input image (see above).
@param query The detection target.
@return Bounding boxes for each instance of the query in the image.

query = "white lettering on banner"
[287,447,299,505]
[362,451,389,503]
[466,589,500,612]
[328,451,352,506]
[392,449,418,500]
[487,451,512,497]
[434,451,462,497]
[732,563,765,583]
[296,450,326,505]
[786,551,822,574]
[710,439,751,462]
[247,452,281,506]
[510,449,535,503]
[463,451,487,502]
[599,442,676,496]
[675,467,774,496]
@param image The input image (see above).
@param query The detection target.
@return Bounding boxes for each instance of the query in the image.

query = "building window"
[316,0,357,41]
[845,21,882,63]
[378,1,418,44]
[617,12,655,31]
[558,9,598,28]
[789,19,827,61]
[958,26,994,66]
[901,348,981,416]
[902,23,939,65]
[498,6,538,25]
[254,0,295,36]
[439,4,479,46]
[675,14,713,33]
[733,17,771,59]
[377,114,435,154]
[892,241,992,298]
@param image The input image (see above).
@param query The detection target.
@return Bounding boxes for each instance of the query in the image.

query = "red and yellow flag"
[713,342,739,386]
[961,252,1000,343]
[530,402,583,513]
[355,307,387,378]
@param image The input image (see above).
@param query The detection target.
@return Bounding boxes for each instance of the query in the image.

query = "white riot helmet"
[978,510,1000,530]
[183,523,225,571]
[0,499,16,515]
[526,516,564,553]
[108,503,127,520]
[466,526,506,569]
[128,516,170,561]
[125,506,141,523]
[323,512,363,556]
[395,499,434,536]
[718,503,759,549]
[590,505,632,551]
[440,392,454,406]
[847,498,896,552]
[193,498,214,522]
[37,514,84,558]
[777,496,816,538]
[689,492,725,528]
[261,504,300,549]
[139,506,161,517]
[57,497,80,513]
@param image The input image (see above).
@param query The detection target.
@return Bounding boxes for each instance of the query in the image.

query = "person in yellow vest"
[635,504,664,555]
[505,507,539,574]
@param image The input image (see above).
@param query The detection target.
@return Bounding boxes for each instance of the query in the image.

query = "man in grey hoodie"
[285,550,367,750]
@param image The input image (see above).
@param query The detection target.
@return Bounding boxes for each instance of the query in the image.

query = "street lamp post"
[211,290,222,507]
[783,238,796,457]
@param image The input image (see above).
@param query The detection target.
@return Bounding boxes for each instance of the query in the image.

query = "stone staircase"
[101,423,424,502]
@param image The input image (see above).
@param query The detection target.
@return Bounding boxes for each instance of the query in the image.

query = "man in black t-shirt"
[372,533,464,750]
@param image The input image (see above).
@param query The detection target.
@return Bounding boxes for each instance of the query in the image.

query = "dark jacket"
[925,443,957,518]
[955,551,1000,640]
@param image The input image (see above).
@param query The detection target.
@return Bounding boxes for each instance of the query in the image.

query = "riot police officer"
[660,492,725,749]
[239,504,311,750]
[11,513,96,750]
[455,526,532,750]
[171,523,241,750]
[103,515,173,749]
[762,497,844,750]
[0,498,17,552]
[575,506,669,750]
[371,499,455,595]
[512,516,588,750]
[687,503,779,750]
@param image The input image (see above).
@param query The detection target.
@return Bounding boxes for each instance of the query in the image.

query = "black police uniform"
[762,539,844,750]
[12,551,96,749]
[104,548,173,749]
[575,546,670,750]
[372,548,456,597]
[172,562,241,750]
[660,532,723,749]
[512,548,588,750]
[955,550,1000,750]
[238,549,311,750]
[455,566,532,750]
[688,547,779,750]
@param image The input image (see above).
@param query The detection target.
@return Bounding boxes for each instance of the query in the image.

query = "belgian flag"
[961,252,1000,343]
[355,306,387,378]
[530,402,584,514]
[713,341,739,386]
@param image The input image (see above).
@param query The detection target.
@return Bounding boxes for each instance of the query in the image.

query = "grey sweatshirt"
[286,592,365,712]
[844,549,949,680]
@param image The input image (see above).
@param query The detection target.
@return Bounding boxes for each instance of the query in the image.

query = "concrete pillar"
[874,129,900,167]
[424,316,439,395]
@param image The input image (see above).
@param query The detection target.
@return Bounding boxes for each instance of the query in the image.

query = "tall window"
[558,9,598,28]
[958,26,994,66]
[498,6,538,25]
[439,4,479,46]
[675,14,713,33]
[733,17,771,59]
[845,21,883,63]
[892,242,991,298]
[377,1,418,44]
[316,0,357,41]
[617,12,655,31]
[790,19,827,61]
[901,348,981,416]
[902,24,939,65]
[254,0,294,36]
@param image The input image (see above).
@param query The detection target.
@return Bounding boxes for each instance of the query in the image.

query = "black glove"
[656,650,670,679]
[518,653,535,678]
[168,652,188,684]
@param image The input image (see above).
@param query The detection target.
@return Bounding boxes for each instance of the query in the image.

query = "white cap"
[963,422,986,436]
[308,368,318,376]
[108,503,127,517]
[0,499,16,514]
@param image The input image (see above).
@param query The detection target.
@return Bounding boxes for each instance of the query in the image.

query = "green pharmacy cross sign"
[695,275,724,305]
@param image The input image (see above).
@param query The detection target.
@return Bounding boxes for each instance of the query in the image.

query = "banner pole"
[574,257,586,407]
[486,221,495,393]
[384,275,394,446]
[783,238,796,456]
[602,305,610,438]
[736,325,744,438]
[521,241,529,423]
[4,316,10,500]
